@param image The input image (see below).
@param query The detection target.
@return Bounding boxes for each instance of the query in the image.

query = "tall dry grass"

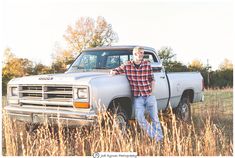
[2,88,233,156]
[2,108,232,156]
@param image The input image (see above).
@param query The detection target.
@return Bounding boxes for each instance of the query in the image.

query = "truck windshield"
[67,50,157,72]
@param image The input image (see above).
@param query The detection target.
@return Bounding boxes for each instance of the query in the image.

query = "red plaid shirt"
[113,60,155,97]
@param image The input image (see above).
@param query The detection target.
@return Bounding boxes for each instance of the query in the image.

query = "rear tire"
[176,97,191,122]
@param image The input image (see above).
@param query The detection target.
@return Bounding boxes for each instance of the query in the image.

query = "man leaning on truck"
[110,46,163,143]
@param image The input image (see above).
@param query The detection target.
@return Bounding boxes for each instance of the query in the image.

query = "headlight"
[11,87,18,96]
[77,88,88,99]
[74,87,90,108]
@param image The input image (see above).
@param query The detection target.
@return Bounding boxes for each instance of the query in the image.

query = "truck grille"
[19,85,73,107]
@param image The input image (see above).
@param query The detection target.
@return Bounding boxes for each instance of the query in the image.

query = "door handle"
[160,76,165,79]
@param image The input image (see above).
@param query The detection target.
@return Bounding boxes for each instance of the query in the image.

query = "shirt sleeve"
[113,63,126,74]
[148,62,155,82]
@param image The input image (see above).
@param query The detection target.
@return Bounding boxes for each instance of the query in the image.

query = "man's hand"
[110,70,117,75]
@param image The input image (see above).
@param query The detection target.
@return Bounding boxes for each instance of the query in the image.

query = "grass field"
[2,88,233,156]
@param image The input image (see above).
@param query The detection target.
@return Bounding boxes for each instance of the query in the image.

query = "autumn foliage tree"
[188,59,210,87]
[51,45,75,73]
[2,48,34,95]
[3,48,33,77]
[51,16,118,73]
[188,59,204,71]
[63,16,118,54]
[219,58,233,70]
[32,63,52,75]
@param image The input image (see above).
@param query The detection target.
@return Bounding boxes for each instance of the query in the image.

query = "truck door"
[143,52,169,110]
[153,71,169,110]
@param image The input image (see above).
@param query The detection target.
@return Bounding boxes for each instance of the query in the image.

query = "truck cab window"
[120,55,128,64]
[143,54,154,63]
[106,55,119,68]
[77,54,97,70]
[68,50,158,72]
[130,53,157,63]
[106,55,128,68]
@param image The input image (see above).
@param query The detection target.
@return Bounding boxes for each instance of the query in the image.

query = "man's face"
[134,50,144,61]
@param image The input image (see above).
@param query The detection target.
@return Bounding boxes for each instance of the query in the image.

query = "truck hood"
[8,72,109,85]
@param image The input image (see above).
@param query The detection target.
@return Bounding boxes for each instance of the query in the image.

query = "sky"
[1,0,234,70]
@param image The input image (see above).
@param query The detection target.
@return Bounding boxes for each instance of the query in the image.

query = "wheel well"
[181,89,194,103]
[108,97,132,118]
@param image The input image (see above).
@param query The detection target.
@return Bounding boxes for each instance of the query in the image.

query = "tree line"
[158,47,233,89]
[2,16,233,95]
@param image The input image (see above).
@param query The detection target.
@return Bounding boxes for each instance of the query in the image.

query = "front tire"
[108,102,129,132]
[25,123,39,133]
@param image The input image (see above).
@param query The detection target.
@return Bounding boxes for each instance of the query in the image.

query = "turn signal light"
[73,102,90,108]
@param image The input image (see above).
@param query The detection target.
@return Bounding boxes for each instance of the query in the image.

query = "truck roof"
[84,45,156,52]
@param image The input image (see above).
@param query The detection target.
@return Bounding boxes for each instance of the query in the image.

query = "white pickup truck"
[5,46,204,128]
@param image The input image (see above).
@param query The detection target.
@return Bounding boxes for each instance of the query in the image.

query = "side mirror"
[66,64,71,69]
[151,62,163,72]
[64,64,71,74]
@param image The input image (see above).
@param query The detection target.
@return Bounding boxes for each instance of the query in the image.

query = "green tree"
[210,69,233,88]
[158,47,187,72]
[167,61,188,72]
[210,59,233,88]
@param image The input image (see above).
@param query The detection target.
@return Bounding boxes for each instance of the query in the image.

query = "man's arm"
[110,63,126,75]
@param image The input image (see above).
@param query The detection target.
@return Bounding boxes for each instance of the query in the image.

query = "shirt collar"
[131,59,143,65]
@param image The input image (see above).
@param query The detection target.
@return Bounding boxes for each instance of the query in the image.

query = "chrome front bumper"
[4,106,97,126]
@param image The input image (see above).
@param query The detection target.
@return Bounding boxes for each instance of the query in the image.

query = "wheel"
[107,102,129,132]
[25,123,39,133]
[176,97,191,122]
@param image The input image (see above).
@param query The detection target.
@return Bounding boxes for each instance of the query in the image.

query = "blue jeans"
[134,95,163,142]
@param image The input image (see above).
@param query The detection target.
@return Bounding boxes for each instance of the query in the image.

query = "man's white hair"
[133,46,144,54]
